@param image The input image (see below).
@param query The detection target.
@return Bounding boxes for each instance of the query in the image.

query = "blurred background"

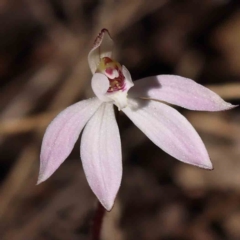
[0,0,240,239]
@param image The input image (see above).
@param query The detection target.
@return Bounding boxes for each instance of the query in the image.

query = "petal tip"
[36,179,42,185]
[209,100,237,112]
[36,173,47,185]
[101,199,114,212]
[93,29,111,48]
[36,178,43,186]
[36,163,51,185]
[97,191,116,212]
[195,160,213,170]
[225,103,238,111]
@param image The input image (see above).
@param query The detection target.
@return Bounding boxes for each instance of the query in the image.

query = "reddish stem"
[91,202,106,240]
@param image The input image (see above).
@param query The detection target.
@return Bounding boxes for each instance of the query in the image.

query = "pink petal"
[38,98,102,184]
[88,29,114,74]
[129,75,235,111]
[80,103,122,211]
[123,98,213,169]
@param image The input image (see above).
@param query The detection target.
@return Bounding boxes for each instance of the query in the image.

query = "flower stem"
[91,201,106,240]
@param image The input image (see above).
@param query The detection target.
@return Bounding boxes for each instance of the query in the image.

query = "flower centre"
[97,57,125,93]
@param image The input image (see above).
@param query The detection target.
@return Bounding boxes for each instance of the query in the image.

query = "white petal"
[91,73,110,102]
[38,98,102,184]
[111,91,128,111]
[80,103,122,211]
[123,98,212,169]
[122,65,134,89]
[129,75,235,111]
[88,29,114,74]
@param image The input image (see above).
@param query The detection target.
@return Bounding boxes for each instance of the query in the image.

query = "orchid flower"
[38,29,235,211]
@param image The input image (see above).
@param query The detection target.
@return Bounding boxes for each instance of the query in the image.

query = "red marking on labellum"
[97,56,125,93]
[107,69,125,93]
[105,68,113,75]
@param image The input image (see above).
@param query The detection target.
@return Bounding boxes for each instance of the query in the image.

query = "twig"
[206,83,240,100]
[0,111,56,136]
[2,170,95,240]
[186,112,240,140]
[95,0,168,35]
[0,61,67,121]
